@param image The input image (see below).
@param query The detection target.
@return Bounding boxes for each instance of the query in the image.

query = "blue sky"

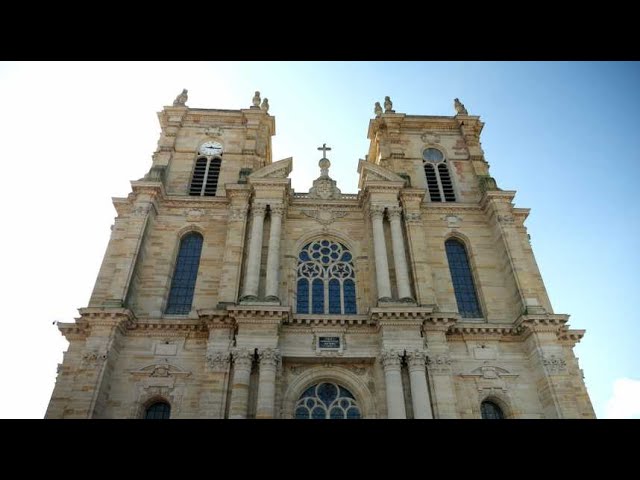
[0,61,637,418]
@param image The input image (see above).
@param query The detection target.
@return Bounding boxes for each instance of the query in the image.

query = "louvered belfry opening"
[189,157,221,196]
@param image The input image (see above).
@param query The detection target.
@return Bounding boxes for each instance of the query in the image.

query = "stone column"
[229,348,253,419]
[380,350,406,419]
[241,203,267,300]
[387,206,413,301]
[265,205,284,301]
[256,348,280,419]
[370,205,392,301]
[407,351,433,419]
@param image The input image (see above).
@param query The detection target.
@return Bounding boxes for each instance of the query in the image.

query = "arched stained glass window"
[481,401,504,419]
[165,232,203,314]
[294,382,361,419]
[445,238,482,318]
[296,240,356,314]
[145,401,171,419]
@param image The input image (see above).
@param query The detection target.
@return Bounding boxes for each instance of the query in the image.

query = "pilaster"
[218,185,251,305]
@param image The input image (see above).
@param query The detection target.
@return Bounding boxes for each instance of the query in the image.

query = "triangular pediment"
[357,160,406,189]
[249,157,292,180]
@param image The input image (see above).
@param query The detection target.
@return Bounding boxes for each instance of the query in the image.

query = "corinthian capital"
[386,206,403,221]
[406,350,427,368]
[259,348,281,367]
[232,348,254,370]
[380,349,402,369]
[251,203,268,217]
[206,351,231,371]
[270,204,284,217]
[370,205,386,221]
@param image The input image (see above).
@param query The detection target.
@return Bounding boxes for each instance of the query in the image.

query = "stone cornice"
[449,323,520,338]
[515,314,569,335]
[421,203,483,214]
[127,319,208,335]
[77,307,137,332]
[367,115,462,140]
[422,313,459,332]
[400,188,427,203]
[225,184,252,201]
[57,322,88,341]
[370,307,435,328]
[130,180,166,198]
[558,328,586,346]
[286,314,373,327]
[480,190,517,211]
[226,305,291,324]
[197,309,235,329]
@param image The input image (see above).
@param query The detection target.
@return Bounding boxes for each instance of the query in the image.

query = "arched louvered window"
[445,238,482,318]
[189,157,221,196]
[145,401,171,419]
[423,148,456,202]
[296,240,357,314]
[165,232,203,314]
[481,401,504,419]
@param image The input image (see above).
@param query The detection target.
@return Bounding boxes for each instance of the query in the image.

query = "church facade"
[46,91,595,419]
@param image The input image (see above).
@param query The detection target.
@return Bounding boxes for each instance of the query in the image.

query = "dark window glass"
[297,278,309,314]
[312,279,324,314]
[294,383,361,419]
[166,233,203,314]
[296,240,357,314]
[145,401,171,419]
[445,239,481,318]
[343,279,356,314]
[329,279,341,314]
[481,401,504,419]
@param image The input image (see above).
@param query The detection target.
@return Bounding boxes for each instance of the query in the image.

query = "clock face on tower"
[199,141,223,156]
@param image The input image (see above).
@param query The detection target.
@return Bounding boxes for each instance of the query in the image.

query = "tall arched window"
[145,401,171,419]
[481,400,504,419]
[445,238,482,318]
[296,240,356,314]
[423,147,456,202]
[294,382,361,419]
[189,157,221,196]
[165,232,203,314]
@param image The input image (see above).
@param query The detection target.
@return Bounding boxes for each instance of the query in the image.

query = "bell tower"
[152,89,275,197]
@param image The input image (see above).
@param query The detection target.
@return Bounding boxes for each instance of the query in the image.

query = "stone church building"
[46,91,595,419]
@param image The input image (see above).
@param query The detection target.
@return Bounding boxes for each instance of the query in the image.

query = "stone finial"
[454,98,468,115]
[173,88,188,107]
[252,91,261,108]
[261,98,269,113]
[374,101,383,117]
[384,96,394,113]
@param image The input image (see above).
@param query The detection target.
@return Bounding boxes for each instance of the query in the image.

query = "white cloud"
[605,378,640,419]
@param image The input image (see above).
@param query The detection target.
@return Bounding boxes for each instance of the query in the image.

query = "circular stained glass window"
[423,148,444,163]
